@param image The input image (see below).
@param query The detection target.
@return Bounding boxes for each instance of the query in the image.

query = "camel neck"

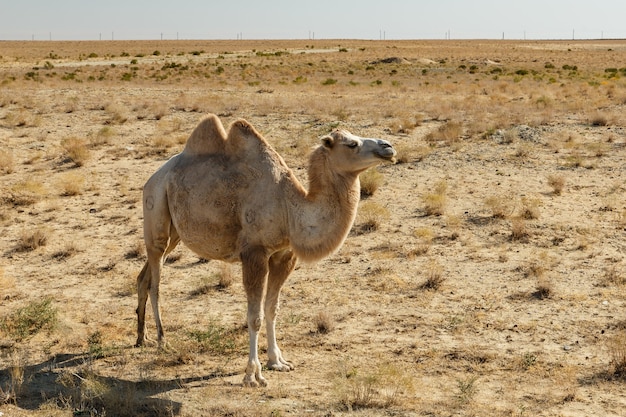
[287,147,360,262]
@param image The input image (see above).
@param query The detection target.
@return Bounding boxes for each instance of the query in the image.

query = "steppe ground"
[1,39,626,416]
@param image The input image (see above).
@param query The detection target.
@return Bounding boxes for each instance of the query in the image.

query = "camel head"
[320,129,396,174]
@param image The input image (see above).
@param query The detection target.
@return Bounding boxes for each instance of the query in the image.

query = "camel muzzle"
[375,140,397,161]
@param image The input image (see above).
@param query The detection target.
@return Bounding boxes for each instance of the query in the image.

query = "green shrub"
[1,297,58,340]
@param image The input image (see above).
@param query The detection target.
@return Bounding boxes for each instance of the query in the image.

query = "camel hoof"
[267,361,294,372]
[242,375,267,388]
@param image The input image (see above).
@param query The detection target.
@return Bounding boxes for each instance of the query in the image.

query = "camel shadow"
[0,352,237,416]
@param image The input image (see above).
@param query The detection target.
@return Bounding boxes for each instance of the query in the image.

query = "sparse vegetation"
[547,174,566,195]
[608,332,626,379]
[61,136,90,166]
[1,39,626,417]
[313,311,334,334]
[422,179,448,216]
[0,297,57,341]
[359,167,384,197]
[333,362,414,410]
[16,227,50,251]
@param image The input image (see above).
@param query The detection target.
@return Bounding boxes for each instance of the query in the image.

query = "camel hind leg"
[136,224,180,347]
[136,179,180,347]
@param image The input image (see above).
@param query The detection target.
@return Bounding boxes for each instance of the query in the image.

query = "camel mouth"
[375,147,397,162]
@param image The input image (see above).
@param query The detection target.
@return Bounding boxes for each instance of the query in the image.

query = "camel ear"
[321,135,335,149]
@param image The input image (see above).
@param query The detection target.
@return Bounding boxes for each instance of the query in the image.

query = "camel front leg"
[241,247,269,387]
[265,250,297,371]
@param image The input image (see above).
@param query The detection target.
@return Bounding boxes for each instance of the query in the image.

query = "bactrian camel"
[136,114,396,387]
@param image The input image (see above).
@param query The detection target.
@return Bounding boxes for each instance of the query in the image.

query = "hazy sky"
[2,0,625,41]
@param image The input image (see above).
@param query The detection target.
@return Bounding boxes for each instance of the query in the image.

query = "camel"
[135,114,396,387]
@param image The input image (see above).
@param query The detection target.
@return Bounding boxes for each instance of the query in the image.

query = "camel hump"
[225,119,271,156]
[182,114,227,156]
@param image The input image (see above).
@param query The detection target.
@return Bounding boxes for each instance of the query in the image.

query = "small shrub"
[534,275,554,299]
[520,196,541,220]
[188,319,239,355]
[394,143,431,164]
[7,179,45,206]
[421,260,445,290]
[510,218,529,241]
[455,376,479,404]
[425,121,463,145]
[547,174,565,195]
[410,227,434,257]
[104,102,129,124]
[356,201,390,233]
[484,195,514,219]
[422,180,448,216]
[322,78,338,85]
[217,262,234,289]
[61,136,90,166]
[608,332,626,379]
[333,362,414,410]
[0,353,25,404]
[313,311,334,334]
[91,126,115,147]
[17,227,49,252]
[517,352,538,371]
[360,168,384,198]
[0,297,57,340]
[58,172,85,196]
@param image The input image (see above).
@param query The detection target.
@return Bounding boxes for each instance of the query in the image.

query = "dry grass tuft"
[356,201,390,233]
[16,227,50,252]
[61,136,90,166]
[104,102,130,124]
[313,311,335,334]
[90,126,115,147]
[485,195,515,219]
[607,332,626,379]
[359,168,384,198]
[422,179,448,216]
[534,275,554,299]
[394,142,432,164]
[547,174,566,195]
[420,260,445,290]
[6,178,46,206]
[0,149,15,174]
[0,352,25,405]
[425,121,463,145]
[124,240,145,260]
[216,262,234,289]
[58,172,85,196]
[599,265,625,287]
[519,196,541,220]
[510,217,529,241]
[410,227,434,257]
[333,361,414,410]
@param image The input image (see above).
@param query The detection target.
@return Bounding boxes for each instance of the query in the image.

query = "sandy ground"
[0,40,625,416]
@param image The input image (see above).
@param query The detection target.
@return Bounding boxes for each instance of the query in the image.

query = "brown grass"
[61,136,90,167]
[16,227,50,252]
[547,174,566,195]
[422,179,448,216]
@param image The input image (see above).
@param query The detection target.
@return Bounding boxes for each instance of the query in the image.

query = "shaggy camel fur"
[136,114,396,387]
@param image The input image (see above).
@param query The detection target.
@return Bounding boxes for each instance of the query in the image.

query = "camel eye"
[346,141,358,149]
